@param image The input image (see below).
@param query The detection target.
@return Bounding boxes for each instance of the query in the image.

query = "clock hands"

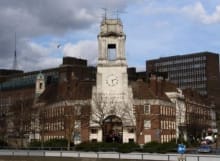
[112,79,118,85]
[106,75,118,87]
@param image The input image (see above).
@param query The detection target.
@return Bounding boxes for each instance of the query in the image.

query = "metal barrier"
[0,150,220,161]
[177,154,186,161]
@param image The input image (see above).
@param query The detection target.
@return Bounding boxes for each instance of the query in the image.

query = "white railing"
[0,150,220,161]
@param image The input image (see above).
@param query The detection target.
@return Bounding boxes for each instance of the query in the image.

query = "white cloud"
[141,1,220,24]
[63,40,98,65]
[17,40,62,71]
[0,0,136,70]
[182,2,220,24]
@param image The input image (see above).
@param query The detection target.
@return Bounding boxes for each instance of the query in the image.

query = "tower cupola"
[35,72,45,97]
[98,19,126,66]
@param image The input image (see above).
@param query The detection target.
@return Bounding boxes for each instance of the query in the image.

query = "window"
[127,127,134,133]
[144,120,151,129]
[144,135,151,143]
[91,128,98,134]
[76,107,81,115]
[39,82,43,89]
[75,121,81,129]
[107,44,116,60]
[161,120,164,129]
[144,104,150,114]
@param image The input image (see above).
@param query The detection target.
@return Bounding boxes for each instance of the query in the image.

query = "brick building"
[0,18,216,147]
[146,52,220,137]
[146,52,219,107]
[183,89,216,141]
[0,57,95,146]
[132,77,176,144]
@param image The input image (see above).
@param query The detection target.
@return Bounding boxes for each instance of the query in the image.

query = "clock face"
[106,75,119,87]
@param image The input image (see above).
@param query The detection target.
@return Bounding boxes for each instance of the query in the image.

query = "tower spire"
[12,32,17,70]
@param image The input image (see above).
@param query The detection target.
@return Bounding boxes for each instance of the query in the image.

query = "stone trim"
[133,99,175,107]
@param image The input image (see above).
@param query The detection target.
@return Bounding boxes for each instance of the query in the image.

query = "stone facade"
[91,18,135,143]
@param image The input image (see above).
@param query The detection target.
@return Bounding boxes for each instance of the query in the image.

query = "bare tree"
[0,113,7,141]
[39,107,46,149]
[64,105,76,150]
[134,105,144,144]
[37,101,90,150]
[9,97,33,148]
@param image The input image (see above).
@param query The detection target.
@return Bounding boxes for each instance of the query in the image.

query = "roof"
[147,51,219,62]
[131,80,154,99]
[163,81,178,93]
[38,79,95,104]
[182,88,211,105]
[131,79,172,102]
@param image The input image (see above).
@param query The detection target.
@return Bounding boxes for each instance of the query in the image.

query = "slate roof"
[182,88,211,105]
[38,80,95,104]
[131,79,174,102]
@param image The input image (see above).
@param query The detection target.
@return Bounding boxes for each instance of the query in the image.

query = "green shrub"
[75,142,120,152]
[29,140,41,147]
[44,138,68,147]
[75,142,98,151]
[159,141,177,153]
[143,141,160,153]
[98,142,119,151]
[75,142,140,153]
[117,142,140,153]
[0,139,7,147]
[29,139,69,148]
[143,141,177,153]
[75,141,177,153]
[165,140,176,149]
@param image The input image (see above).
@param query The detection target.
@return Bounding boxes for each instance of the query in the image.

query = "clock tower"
[96,18,128,94]
[91,18,135,143]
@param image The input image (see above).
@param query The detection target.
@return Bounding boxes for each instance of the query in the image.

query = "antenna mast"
[12,32,17,70]
[102,8,107,20]
[114,9,127,20]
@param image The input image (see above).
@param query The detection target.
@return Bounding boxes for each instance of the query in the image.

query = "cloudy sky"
[0,0,220,72]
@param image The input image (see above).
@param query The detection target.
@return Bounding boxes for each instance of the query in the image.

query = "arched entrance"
[103,115,123,143]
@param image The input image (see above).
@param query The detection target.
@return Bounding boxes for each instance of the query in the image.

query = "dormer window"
[107,44,116,61]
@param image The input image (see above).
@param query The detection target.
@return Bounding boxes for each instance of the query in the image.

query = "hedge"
[0,139,8,147]
[143,141,177,153]
[75,142,140,153]
[29,138,69,148]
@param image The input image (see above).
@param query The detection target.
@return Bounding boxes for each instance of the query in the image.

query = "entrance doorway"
[103,115,123,143]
